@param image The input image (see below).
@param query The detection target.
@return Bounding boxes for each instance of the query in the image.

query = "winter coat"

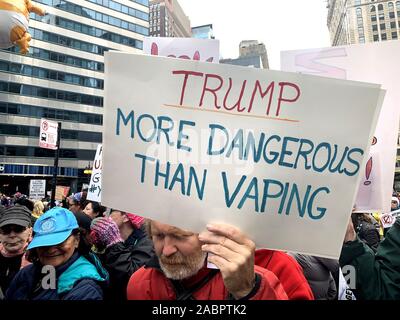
[127,256,288,300]
[254,249,314,300]
[127,249,313,300]
[339,218,400,300]
[5,252,108,300]
[289,253,339,300]
[0,244,30,298]
[354,217,381,252]
[98,226,154,300]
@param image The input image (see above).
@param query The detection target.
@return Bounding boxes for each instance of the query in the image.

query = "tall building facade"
[149,0,191,37]
[0,0,149,195]
[221,40,269,69]
[327,0,400,46]
[192,24,214,39]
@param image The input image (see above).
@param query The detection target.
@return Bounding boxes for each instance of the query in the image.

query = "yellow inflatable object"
[0,0,45,54]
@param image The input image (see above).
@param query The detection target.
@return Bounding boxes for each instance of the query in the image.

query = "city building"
[327,0,400,45]
[192,24,214,39]
[327,0,400,185]
[220,40,269,69]
[149,0,191,37]
[0,0,149,195]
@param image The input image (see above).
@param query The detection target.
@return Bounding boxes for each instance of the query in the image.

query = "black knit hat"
[0,204,32,228]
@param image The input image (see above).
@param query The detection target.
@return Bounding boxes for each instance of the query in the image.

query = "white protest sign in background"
[29,179,46,200]
[87,144,102,202]
[144,37,220,63]
[39,118,58,150]
[281,41,400,213]
[102,52,383,259]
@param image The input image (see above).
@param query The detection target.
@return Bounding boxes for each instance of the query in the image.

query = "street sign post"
[39,119,62,208]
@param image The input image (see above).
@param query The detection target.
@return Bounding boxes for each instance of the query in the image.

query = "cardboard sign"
[87,144,102,202]
[55,186,70,201]
[39,118,58,150]
[144,37,220,63]
[102,52,383,258]
[281,41,400,213]
[29,179,46,200]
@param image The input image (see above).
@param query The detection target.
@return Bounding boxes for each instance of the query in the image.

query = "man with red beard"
[126,220,289,300]
[0,205,32,299]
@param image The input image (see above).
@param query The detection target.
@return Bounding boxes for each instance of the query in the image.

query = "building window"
[392,31,398,38]
[373,34,379,41]
[390,12,395,18]
[378,4,384,10]
[381,33,387,40]
[391,21,396,28]
[355,0,361,5]
[0,59,103,89]
[356,8,365,40]
[372,24,378,31]
[380,23,386,30]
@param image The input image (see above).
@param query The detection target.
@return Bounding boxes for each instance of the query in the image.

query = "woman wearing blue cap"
[5,207,109,300]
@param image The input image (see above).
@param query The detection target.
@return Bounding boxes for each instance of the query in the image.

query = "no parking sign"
[39,119,58,150]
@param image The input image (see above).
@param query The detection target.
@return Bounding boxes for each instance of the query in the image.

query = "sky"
[179,0,332,70]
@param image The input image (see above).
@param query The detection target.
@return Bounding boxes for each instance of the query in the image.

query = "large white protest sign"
[102,52,383,258]
[281,41,400,213]
[87,144,102,202]
[144,37,220,63]
[29,179,46,200]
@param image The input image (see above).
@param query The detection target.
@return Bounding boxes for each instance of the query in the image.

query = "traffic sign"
[39,119,59,150]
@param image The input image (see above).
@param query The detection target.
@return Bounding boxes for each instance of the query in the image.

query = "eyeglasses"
[0,225,27,235]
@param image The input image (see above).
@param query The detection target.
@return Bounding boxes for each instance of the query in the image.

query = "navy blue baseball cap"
[28,207,79,250]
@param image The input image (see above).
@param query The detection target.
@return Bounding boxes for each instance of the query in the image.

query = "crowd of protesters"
[0,188,399,301]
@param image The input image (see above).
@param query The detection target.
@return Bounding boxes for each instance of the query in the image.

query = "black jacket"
[0,252,24,299]
[99,226,154,300]
[355,219,381,252]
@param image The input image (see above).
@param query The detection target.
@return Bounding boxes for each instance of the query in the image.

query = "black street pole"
[50,122,62,208]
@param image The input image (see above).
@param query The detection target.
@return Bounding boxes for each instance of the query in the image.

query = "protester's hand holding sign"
[199,224,256,299]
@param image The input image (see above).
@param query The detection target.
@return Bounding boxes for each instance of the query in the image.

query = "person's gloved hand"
[90,217,123,248]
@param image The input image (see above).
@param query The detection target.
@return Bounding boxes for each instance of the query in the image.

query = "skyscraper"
[149,0,191,37]
[0,0,149,195]
[327,0,400,46]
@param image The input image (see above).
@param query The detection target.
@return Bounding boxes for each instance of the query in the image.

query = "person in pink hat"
[90,209,154,301]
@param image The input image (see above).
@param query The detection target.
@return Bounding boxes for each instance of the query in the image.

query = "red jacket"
[127,262,288,300]
[254,249,314,300]
[127,249,313,300]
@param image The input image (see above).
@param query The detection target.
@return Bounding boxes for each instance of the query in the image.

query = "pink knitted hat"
[125,213,145,228]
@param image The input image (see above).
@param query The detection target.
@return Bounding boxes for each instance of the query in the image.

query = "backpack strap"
[170,269,219,300]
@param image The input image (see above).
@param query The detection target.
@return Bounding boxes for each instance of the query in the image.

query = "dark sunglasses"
[0,225,27,235]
